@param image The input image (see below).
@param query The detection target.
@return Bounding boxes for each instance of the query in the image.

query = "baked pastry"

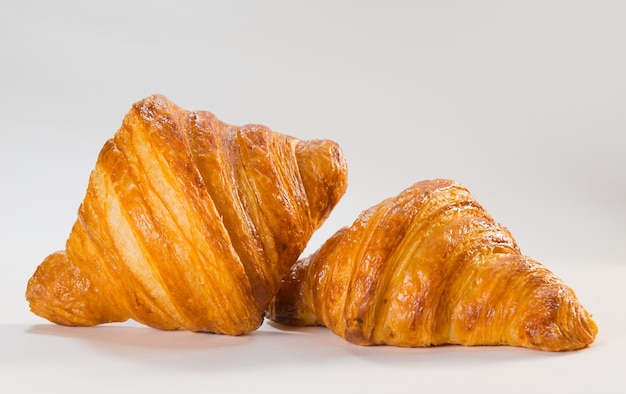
[26,94,348,335]
[266,179,598,351]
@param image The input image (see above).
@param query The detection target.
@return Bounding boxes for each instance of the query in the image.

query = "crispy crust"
[26,94,348,335]
[266,179,598,351]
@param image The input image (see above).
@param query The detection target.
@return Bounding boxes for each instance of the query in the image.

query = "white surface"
[1,1,625,393]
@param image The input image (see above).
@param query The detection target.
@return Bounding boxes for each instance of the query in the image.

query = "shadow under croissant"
[24,321,567,372]
[23,323,340,371]
[264,320,579,362]
[26,323,251,350]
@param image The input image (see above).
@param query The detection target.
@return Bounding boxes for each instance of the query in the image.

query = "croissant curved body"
[266,179,597,351]
[26,94,348,335]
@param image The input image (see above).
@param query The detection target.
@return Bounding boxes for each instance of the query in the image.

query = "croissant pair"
[26,95,597,351]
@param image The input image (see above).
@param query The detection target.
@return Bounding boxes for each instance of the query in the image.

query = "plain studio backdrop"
[1,1,625,393]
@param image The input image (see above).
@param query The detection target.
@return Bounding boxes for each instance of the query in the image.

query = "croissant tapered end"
[267,179,598,351]
[26,251,128,327]
[295,139,348,226]
[26,94,348,335]
[509,268,598,351]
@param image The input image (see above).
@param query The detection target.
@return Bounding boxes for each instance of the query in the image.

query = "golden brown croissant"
[266,179,598,351]
[26,94,348,335]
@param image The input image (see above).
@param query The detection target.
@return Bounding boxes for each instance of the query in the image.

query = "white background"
[1,1,624,393]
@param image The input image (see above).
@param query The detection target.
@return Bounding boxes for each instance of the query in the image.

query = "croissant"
[26,94,348,335]
[266,179,598,351]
